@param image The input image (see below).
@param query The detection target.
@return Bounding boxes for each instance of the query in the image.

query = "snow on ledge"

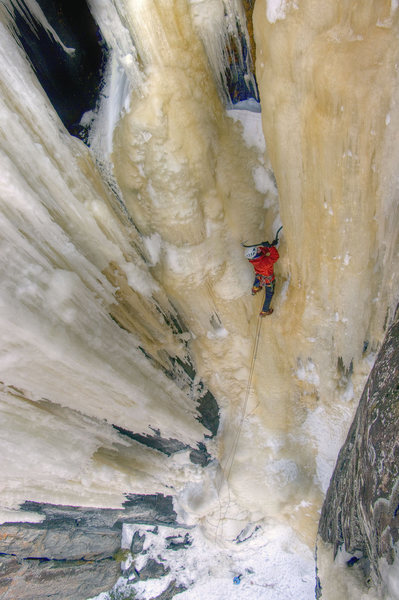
[0,508,45,524]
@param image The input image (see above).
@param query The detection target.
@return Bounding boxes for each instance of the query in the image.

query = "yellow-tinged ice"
[253,0,399,367]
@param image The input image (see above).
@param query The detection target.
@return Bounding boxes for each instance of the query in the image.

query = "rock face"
[317,313,399,597]
[114,523,191,599]
[0,554,119,600]
[0,494,177,600]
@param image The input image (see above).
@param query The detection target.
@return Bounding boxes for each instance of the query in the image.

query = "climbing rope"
[224,304,263,483]
[213,293,264,543]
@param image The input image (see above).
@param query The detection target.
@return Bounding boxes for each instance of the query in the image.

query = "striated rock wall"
[317,311,399,598]
[0,494,177,600]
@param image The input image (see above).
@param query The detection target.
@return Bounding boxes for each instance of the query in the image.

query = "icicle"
[1,0,75,55]
[189,0,258,106]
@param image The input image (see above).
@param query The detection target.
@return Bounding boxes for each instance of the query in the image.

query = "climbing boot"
[260,308,273,317]
[252,286,261,295]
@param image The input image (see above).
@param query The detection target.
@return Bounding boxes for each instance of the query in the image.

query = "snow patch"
[295,359,320,386]
[45,269,82,324]
[142,233,162,266]
[92,520,315,600]
[253,164,276,195]
[266,0,288,23]
[227,108,266,153]
[123,262,160,297]
[231,98,261,113]
[304,405,352,493]
[278,275,290,305]
[380,548,399,600]
[0,508,45,524]
[265,458,299,486]
[207,327,229,339]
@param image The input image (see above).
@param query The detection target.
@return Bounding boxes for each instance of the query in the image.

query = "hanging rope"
[222,227,282,475]
[224,308,262,483]
[213,294,264,543]
[206,231,279,542]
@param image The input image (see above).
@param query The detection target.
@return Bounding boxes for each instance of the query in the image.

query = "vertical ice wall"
[253,0,399,364]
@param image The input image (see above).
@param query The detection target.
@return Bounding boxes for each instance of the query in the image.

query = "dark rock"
[137,558,169,580]
[121,496,176,527]
[235,524,261,544]
[123,561,140,581]
[195,390,220,438]
[162,353,219,439]
[317,313,399,590]
[119,525,194,597]
[165,533,192,551]
[189,443,212,467]
[315,574,322,600]
[0,554,21,586]
[0,555,120,600]
[113,425,188,457]
[0,524,120,560]
[19,492,177,529]
[131,531,146,554]
[150,579,187,600]
[114,427,213,467]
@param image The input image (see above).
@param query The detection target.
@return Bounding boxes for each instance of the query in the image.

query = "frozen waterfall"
[1,1,399,599]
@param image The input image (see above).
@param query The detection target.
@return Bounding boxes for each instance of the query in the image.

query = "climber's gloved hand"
[271,239,278,246]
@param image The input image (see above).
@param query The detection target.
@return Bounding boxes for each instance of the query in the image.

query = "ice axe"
[241,225,283,248]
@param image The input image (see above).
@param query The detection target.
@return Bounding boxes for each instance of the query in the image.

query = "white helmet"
[244,246,258,259]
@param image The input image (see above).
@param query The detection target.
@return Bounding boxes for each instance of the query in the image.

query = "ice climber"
[245,239,279,317]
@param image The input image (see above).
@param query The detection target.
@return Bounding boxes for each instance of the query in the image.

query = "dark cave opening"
[10,0,108,140]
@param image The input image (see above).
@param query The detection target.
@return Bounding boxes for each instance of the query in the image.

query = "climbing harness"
[255,274,274,286]
[241,225,283,248]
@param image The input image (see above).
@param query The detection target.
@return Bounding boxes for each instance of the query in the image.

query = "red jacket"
[249,246,279,279]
